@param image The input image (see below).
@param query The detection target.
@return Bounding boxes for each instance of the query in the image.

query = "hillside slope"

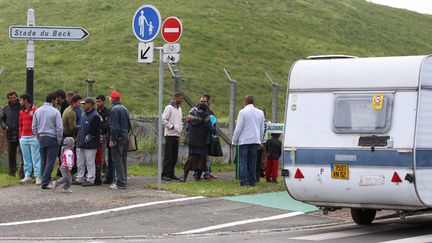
[0,0,431,119]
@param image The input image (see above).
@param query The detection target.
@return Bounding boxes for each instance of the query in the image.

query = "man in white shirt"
[232,95,265,186]
[161,92,184,181]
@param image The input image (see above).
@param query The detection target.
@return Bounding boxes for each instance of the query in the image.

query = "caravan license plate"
[331,163,349,179]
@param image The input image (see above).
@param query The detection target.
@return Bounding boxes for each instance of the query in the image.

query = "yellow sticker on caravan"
[372,94,384,110]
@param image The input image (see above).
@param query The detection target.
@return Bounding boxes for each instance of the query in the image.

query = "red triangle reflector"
[391,172,402,183]
[294,168,304,179]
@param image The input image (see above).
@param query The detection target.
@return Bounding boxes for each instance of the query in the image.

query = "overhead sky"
[367,0,432,15]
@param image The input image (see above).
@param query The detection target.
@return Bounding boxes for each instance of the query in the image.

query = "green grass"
[144,178,285,197]
[1,0,432,121]
[0,164,20,187]
[128,162,235,177]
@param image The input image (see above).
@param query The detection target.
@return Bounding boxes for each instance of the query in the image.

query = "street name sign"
[132,4,161,42]
[163,43,180,54]
[138,42,154,63]
[9,26,89,41]
[161,17,182,43]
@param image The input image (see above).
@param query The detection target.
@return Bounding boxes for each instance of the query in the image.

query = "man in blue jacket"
[75,97,101,187]
[107,91,130,189]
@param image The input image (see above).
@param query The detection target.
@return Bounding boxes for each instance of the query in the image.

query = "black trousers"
[162,136,179,177]
[7,141,24,178]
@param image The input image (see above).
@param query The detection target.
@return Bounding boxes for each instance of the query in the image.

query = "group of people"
[2,88,281,189]
[232,95,282,186]
[0,89,130,192]
[161,92,219,182]
[161,92,282,186]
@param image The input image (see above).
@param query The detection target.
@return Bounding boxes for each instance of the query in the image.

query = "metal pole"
[26,9,35,99]
[224,68,237,163]
[167,62,180,92]
[271,83,279,122]
[86,66,95,97]
[157,47,164,190]
[265,72,279,123]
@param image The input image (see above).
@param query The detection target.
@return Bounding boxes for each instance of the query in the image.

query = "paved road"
[0,175,431,242]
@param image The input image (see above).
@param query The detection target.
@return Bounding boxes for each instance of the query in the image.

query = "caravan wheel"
[350,208,376,225]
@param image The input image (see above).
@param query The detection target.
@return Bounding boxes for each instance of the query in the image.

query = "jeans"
[39,136,59,187]
[106,147,115,184]
[239,144,259,186]
[56,165,72,190]
[112,139,128,187]
[19,136,41,178]
[162,136,179,177]
[76,148,97,183]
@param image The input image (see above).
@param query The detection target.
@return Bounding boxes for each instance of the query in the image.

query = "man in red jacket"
[19,94,41,184]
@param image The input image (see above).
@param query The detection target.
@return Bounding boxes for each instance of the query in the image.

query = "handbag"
[128,134,138,152]
[208,134,223,157]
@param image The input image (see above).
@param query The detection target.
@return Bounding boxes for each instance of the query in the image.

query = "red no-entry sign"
[161,16,182,43]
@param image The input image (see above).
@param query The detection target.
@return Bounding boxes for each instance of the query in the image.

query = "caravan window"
[332,93,394,133]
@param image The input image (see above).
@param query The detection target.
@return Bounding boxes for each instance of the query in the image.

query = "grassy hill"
[0,0,431,120]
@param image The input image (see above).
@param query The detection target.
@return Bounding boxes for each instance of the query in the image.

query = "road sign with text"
[161,17,182,43]
[9,26,89,41]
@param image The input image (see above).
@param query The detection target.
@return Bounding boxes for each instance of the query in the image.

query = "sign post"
[9,9,90,99]
[132,5,183,190]
[26,9,35,99]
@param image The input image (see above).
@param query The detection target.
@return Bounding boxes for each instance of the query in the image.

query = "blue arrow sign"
[132,4,161,42]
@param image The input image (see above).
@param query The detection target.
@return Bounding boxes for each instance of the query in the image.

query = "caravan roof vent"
[307,54,359,60]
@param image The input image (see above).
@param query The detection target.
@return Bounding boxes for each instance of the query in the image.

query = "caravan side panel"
[415,56,432,207]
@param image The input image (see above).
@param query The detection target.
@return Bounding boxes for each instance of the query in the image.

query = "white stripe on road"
[379,234,432,243]
[164,28,179,33]
[175,211,304,235]
[0,196,204,227]
[291,224,405,241]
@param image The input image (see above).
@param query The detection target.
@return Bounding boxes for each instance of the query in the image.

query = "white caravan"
[283,55,432,224]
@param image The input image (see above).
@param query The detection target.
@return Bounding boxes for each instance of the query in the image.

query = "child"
[52,137,75,192]
[265,133,282,183]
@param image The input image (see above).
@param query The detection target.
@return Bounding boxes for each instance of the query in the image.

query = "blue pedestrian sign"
[132,5,161,42]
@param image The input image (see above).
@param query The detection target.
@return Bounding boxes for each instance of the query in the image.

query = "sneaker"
[109,183,118,190]
[209,174,218,179]
[81,181,95,187]
[62,188,72,193]
[35,177,42,185]
[169,175,180,181]
[41,184,53,189]
[20,177,32,183]
[161,176,172,181]
[71,180,83,185]
[179,177,186,183]
[52,181,59,191]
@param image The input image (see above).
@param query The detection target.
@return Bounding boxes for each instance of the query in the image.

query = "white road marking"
[175,211,304,235]
[164,28,179,33]
[0,196,204,227]
[379,234,432,243]
[291,224,406,241]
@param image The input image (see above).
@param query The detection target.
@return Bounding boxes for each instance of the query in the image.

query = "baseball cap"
[80,97,95,105]
[109,91,121,101]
